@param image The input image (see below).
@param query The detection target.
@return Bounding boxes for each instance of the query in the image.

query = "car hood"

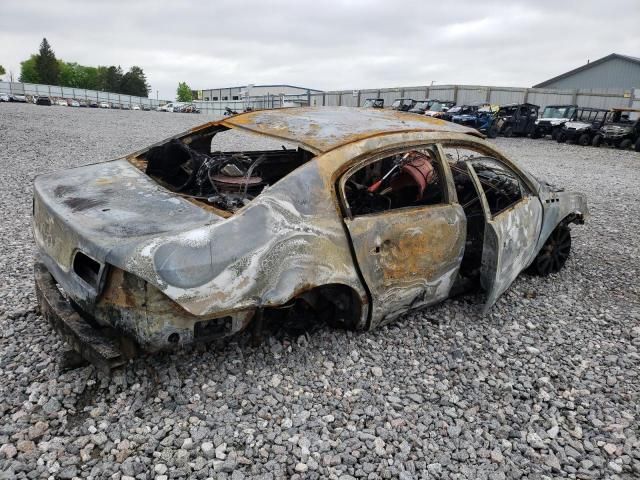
[601,124,633,133]
[564,121,592,130]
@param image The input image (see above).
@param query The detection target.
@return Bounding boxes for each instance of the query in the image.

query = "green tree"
[98,65,123,92]
[35,38,59,85]
[0,65,5,77]
[120,66,150,97]
[19,55,39,83]
[176,82,193,102]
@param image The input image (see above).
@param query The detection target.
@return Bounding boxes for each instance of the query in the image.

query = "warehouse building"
[199,84,322,101]
[533,53,640,90]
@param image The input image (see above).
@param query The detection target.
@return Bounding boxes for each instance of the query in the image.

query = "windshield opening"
[542,106,576,119]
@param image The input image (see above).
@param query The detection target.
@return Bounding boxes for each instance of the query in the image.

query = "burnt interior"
[142,129,315,213]
[344,149,445,216]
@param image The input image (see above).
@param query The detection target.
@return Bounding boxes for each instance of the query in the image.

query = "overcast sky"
[1,0,639,100]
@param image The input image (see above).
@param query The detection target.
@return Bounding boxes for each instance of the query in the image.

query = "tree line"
[17,38,150,97]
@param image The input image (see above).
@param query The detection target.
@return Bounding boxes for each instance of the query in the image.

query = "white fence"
[0,81,171,108]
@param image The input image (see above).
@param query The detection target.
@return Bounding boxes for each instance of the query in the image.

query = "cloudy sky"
[1,0,639,100]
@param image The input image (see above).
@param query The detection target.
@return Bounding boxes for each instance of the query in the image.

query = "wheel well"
[269,284,363,330]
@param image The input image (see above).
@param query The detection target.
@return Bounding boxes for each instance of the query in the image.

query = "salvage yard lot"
[0,102,639,479]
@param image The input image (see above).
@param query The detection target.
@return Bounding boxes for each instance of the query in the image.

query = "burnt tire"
[528,225,571,276]
[503,126,514,138]
[556,131,567,143]
[487,124,498,139]
[619,139,633,150]
[551,129,560,141]
[578,133,591,146]
[592,134,602,147]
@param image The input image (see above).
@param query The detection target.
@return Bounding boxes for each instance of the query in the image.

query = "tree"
[0,65,5,77]
[35,38,59,85]
[120,66,150,97]
[176,82,193,102]
[98,65,123,92]
[19,55,39,83]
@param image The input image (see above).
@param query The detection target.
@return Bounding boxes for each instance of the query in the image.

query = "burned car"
[592,108,640,151]
[531,105,578,139]
[33,107,588,371]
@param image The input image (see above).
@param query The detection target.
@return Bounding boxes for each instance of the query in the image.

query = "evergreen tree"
[35,38,59,85]
[120,66,150,97]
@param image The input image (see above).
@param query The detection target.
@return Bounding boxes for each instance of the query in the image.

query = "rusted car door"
[340,147,465,327]
[465,157,543,311]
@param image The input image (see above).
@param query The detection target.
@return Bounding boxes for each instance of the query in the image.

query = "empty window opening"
[344,148,446,217]
[140,128,315,214]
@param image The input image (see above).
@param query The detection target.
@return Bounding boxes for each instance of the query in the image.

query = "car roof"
[221,107,482,154]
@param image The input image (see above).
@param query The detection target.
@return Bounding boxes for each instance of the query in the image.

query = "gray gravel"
[1,102,639,479]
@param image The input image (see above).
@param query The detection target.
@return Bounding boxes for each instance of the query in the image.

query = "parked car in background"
[408,99,437,114]
[424,100,456,118]
[0,93,9,102]
[32,107,588,371]
[10,94,28,102]
[99,102,110,109]
[56,99,68,107]
[450,104,500,138]
[132,104,140,110]
[391,98,417,111]
[438,104,476,122]
[35,96,52,106]
[362,98,384,109]
[592,108,640,151]
[157,103,175,112]
[557,108,610,145]
[89,101,99,108]
[495,103,540,137]
[121,104,131,110]
[78,100,88,107]
[141,104,150,111]
[531,105,578,139]
[68,99,80,107]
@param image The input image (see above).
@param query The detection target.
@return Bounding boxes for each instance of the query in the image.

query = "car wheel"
[578,133,590,146]
[503,126,513,138]
[528,225,571,276]
[556,132,567,143]
[530,129,541,139]
[487,124,498,139]
[551,129,560,140]
[618,139,632,150]
[635,138,640,152]
[592,134,602,147]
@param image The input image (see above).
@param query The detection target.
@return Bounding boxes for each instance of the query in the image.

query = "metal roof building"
[533,53,640,90]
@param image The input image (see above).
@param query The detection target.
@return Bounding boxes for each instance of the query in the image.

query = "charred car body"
[592,108,640,151]
[557,107,609,145]
[33,107,588,372]
[531,105,578,139]
[495,103,540,137]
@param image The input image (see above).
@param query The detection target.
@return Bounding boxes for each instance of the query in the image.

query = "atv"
[592,108,640,151]
[424,100,456,118]
[531,104,578,139]
[362,98,384,109]
[496,103,540,137]
[557,108,610,146]
[408,99,436,114]
[450,104,500,138]
[391,98,417,112]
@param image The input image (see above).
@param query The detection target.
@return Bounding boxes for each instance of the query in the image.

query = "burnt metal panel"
[222,107,481,154]
[344,204,466,327]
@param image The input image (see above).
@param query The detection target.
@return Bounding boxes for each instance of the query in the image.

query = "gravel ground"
[0,102,639,480]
